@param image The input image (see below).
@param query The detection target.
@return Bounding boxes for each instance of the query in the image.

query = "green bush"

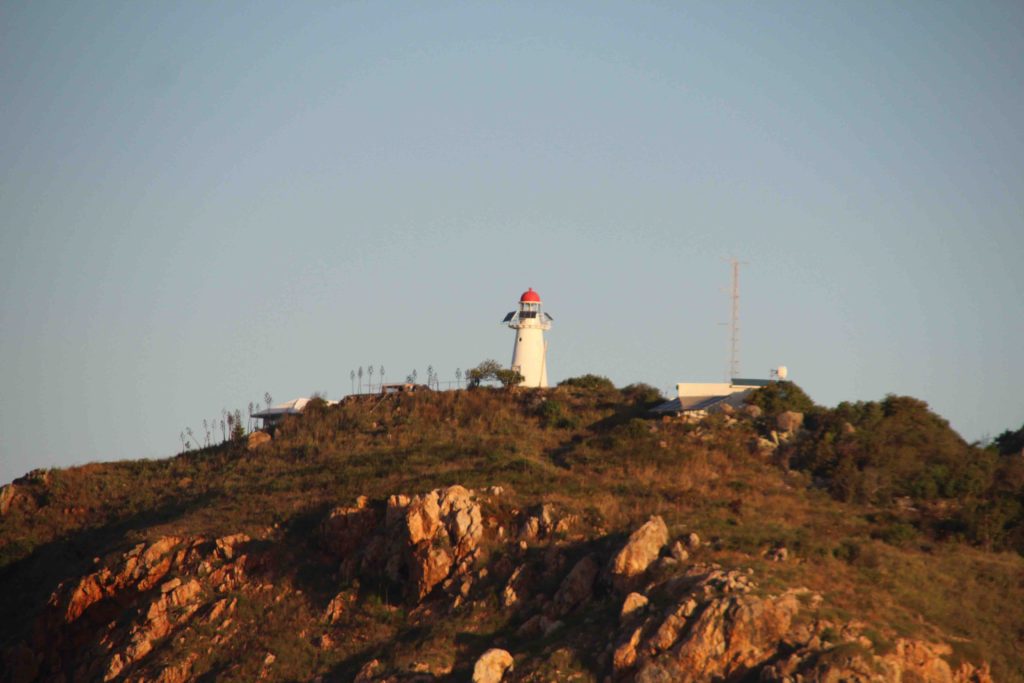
[747,381,815,416]
[536,400,577,429]
[621,383,665,407]
[558,374,616,393]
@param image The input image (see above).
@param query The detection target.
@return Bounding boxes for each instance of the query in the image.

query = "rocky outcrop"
[472,648,514,683]
[0,483,17,515]
[761,636,993,682]
[551,554,599,616]
[609,515,669,591]
[318,485,487,604]
[392,485,484,601]
[2,484,995,683]
[5,534,250,683]
[605,561,992,683]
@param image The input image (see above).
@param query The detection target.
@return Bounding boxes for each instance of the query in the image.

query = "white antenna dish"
[776,366,788,380]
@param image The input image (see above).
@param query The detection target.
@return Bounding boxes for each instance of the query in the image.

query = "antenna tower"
[726,258,746,380]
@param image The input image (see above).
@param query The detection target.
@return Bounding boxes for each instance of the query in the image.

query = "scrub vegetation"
[1,379,1022,680]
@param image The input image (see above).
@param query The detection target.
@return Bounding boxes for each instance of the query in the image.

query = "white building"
[252,397,337,429]
[650,378,772,418]
[502,287,553,388]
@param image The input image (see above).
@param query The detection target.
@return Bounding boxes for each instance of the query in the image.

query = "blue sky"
[2,2,1022,484]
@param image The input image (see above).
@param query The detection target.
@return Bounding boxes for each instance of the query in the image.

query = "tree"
[368,365,375,392]
[467,359,523,389]
[455,368,462,388]
[264,392,272,410]
[994,423,1024,456]
[380,365,385,388]
[747,381,815,416]
[350,370,355,395]
[358,367,364,393]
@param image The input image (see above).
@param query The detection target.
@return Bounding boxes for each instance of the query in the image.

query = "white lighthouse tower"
[502,287,553,388]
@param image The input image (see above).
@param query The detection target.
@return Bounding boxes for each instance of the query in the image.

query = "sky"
[1,2,1022,485]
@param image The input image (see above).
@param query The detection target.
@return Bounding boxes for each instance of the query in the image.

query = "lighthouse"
[501,287,553,387]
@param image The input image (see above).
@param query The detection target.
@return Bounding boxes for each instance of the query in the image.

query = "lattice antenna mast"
[727,258,747,380]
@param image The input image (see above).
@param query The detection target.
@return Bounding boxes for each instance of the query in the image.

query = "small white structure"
[650,378,773,418]
[501,288,553,388]
[252,397,337,429]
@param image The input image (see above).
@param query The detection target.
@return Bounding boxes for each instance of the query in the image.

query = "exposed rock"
[669,540,689,562]
[633,584,806,681]
[246,430,272,450]
[0,484,18,515]
[409,543,453,601]
[405,490,442,545]
[518,503,556,542]
[760,636,993,683]
[551,555,598,616]
[767,546,789,562]
[5,534,250,683]
[609,516,669,591]
[777,411,805,433]
[323,591,353,624]
[743,404,763,418]
[613,625,644,672]
[685,532,701,550]
[354,659,385,683]
[620,592,649,620]
[472,648,514,683]
[502,565,526,608]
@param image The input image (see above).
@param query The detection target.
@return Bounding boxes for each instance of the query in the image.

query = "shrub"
[747,381,815,416]
[994,423,1024,456]
[558,374,616,393]
[536,400,577,429]
[621,383,665,407]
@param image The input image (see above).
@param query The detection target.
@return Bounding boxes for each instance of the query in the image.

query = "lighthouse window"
[520,311,537,319]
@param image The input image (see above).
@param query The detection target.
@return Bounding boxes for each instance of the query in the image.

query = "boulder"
[472,648,514,683]
[408,544,453,601]
[620,592,649,620]
[354,659,384,683]
[613,625,644,672]
[405,491,442,545]
[610,516,669,591]
[743,404,763,418]
[633,588,805,681]
[551,555,599,616]
[669,540,689,562]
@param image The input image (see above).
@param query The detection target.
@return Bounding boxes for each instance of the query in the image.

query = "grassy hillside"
[1,383,1021,680]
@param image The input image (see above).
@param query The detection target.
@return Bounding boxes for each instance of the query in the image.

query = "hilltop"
[1,380,1022,682]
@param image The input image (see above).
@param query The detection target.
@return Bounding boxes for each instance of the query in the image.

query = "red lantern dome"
[519,288,541,303]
